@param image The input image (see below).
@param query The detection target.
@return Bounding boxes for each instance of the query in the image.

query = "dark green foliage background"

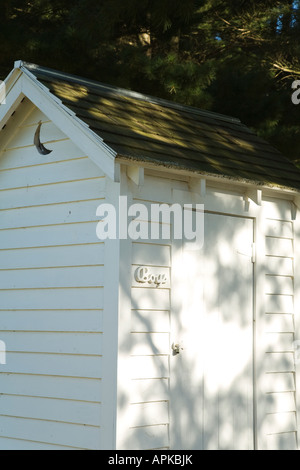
[1,0,299,161]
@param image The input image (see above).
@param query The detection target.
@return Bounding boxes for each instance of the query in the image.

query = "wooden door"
[170,212,255,450]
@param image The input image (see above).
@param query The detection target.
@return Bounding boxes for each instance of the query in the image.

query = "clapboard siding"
[0,415,102,450]
[0,394,101,426]
[266,391,296,413]
[265,352,295,373]
[129,401,169,427]
[0,178,105,210]
[0,266,104,289]
[0,199,104,230]
[0,331,102,354]
[0,222,99,249]
[0,244,104,269]
[0,310,103,332]
[127,425,169,450]
[130,378,169,403]
[0,157,102,191]
[4,120,66,149]
[265,411,297,434]
[265,294,293,314]
[1,352,102,379]
[265,256,294,276]
[0,288,103,310]
[265,237,293,257]
[0,437,69,450]
[264,372,296,393]
[129,203,171,450]
[131,332,170,356]
[0,107,105,449]
[263,214,297,449]
[131,356,169,379]
[19,107,49,126]
[265,276,294,295]
[131,310,170,333]
[131,287,170,311]
[0,140,87,171]
[266,432,297,451]
[265,332,295,352]
[265,219,293,239]
[265,313,294,333]
[0,374,102,401]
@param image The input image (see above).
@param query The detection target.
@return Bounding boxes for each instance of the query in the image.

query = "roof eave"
[0,61,119,182]
[116,154,300,196]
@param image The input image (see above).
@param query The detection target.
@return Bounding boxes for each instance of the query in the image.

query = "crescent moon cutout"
[34,121,53,155]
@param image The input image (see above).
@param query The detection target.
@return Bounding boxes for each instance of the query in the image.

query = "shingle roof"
[23,62,300,191]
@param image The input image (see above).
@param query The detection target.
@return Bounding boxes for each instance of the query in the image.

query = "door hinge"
[251,242,256,263]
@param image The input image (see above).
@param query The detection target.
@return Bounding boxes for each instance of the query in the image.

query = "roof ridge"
[18,61,242,125]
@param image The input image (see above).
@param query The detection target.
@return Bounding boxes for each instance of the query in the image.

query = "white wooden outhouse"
[1,61,300,450]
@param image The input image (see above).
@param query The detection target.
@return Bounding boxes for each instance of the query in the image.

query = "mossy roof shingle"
[24,63,300,191]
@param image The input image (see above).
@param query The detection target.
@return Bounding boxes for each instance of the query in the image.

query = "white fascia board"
[5,64,118,181]
[0,70,25,127]
[4,64,22,95]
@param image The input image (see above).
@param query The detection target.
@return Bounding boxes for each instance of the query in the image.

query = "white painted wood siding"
[0,103,106,449]
[123,175,300,450]
[126,176,172,450]
[262,199,297,450]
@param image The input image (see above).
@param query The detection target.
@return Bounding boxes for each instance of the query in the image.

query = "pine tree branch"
[272,62,300,76]
[216,14,270,43]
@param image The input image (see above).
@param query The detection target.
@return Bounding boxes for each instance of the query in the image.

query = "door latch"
[172,342,183,355]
